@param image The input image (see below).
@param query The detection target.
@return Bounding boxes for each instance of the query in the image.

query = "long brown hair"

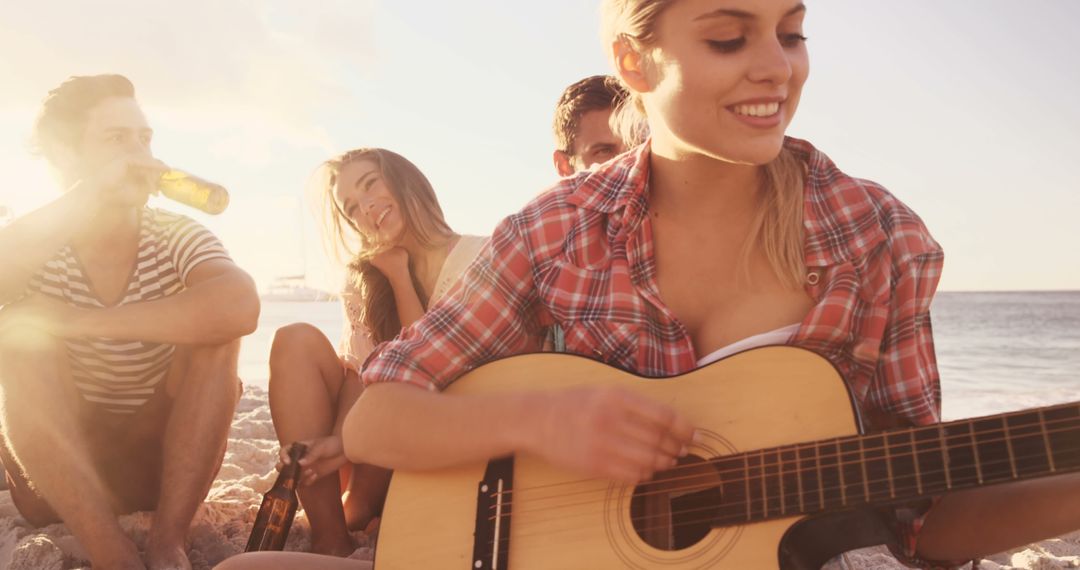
[312,148,455,343]
[602,0,806,288]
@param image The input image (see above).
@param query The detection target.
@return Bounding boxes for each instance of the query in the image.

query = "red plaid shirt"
[362,137,949,566]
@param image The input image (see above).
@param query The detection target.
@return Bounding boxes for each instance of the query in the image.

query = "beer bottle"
[158,170,230,215]
[246,442,308,551]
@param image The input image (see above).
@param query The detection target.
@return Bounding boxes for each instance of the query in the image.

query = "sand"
[0,386,1074,569]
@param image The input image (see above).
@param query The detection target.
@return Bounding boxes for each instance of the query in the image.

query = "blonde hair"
[602,0,806,289]
[311,148,455,343]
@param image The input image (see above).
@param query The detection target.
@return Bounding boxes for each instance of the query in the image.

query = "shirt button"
[806,271,821,285]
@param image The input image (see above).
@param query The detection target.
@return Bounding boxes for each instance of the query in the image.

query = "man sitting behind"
[0,75,259,570]
[551,74,633,176]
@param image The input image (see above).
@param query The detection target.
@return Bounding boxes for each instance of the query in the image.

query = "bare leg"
[0,330,145,569]
[268,323,355,556]
[214,551,371,570]
[342,463,392,535]
[338,371,391,534]
[146,340,241,570]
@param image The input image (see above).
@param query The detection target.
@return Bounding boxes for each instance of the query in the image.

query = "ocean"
[932,291,1079,419]
[240,291,1080,422]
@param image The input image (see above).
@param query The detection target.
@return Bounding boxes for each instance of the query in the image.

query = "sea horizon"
[240,291,1079,424]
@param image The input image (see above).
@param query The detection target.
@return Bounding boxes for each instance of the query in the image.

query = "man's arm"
[0,154,167,306]
[70,258,260,344]
[0,185,99,305]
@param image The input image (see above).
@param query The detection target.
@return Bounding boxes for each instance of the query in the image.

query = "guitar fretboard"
[704,401,1080,525]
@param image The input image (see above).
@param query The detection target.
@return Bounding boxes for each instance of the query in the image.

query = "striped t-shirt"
[26,208,231,414]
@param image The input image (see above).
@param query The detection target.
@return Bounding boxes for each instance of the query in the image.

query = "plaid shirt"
[362,137,949,566]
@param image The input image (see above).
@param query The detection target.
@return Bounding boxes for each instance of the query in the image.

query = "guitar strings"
[486,436,1080,549]
[495,405,1080,500]
[487,412,1080,511]
[476,416,1080,529]
[492,417,1080,523]
[515,440,1074,547]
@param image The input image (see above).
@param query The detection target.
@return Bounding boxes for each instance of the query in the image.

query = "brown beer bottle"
[245,442,308,551]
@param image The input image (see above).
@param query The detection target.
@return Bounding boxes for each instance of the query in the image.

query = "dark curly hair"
[31,74,136,165]
[551,75,628,155]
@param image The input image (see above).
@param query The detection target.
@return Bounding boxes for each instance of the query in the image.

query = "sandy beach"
[0,385,1075,570]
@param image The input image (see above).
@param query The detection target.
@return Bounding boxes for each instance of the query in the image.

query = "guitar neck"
[710,401,1080,525]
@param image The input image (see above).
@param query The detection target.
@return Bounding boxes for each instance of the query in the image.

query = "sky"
[1,0,1078,293]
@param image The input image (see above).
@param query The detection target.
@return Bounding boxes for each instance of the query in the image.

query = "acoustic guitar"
[373,346,1079,569]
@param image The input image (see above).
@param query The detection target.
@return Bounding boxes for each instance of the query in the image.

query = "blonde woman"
[220,1,1080,569]
[265,148,485,558]
[343,1,1080,568]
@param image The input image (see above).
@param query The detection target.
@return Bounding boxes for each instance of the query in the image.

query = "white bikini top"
[695,323,801,367]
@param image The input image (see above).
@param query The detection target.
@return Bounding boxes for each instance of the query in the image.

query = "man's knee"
[190,338,242,365]
[168,339,241,398]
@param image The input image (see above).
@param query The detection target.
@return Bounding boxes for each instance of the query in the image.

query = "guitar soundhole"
[630,455,723,551]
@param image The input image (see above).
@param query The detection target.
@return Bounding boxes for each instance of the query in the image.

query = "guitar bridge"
[471,456,514,570]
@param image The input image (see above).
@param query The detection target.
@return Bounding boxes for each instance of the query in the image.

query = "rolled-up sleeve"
[872,249,968,569]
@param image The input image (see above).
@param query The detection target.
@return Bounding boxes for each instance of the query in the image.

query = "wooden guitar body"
[373,346,1080,569]
[374,347,863,569]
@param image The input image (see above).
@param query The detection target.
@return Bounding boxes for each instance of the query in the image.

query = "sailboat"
[261,274,336,302]
[258,196,340,302]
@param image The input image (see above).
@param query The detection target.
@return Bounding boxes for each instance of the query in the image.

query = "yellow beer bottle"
[158,170,230,215]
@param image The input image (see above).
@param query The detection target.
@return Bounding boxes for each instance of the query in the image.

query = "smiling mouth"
[732,102,781,118]
[375,207,391,229]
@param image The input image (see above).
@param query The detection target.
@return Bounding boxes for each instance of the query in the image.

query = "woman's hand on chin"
[369,247,411,282]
